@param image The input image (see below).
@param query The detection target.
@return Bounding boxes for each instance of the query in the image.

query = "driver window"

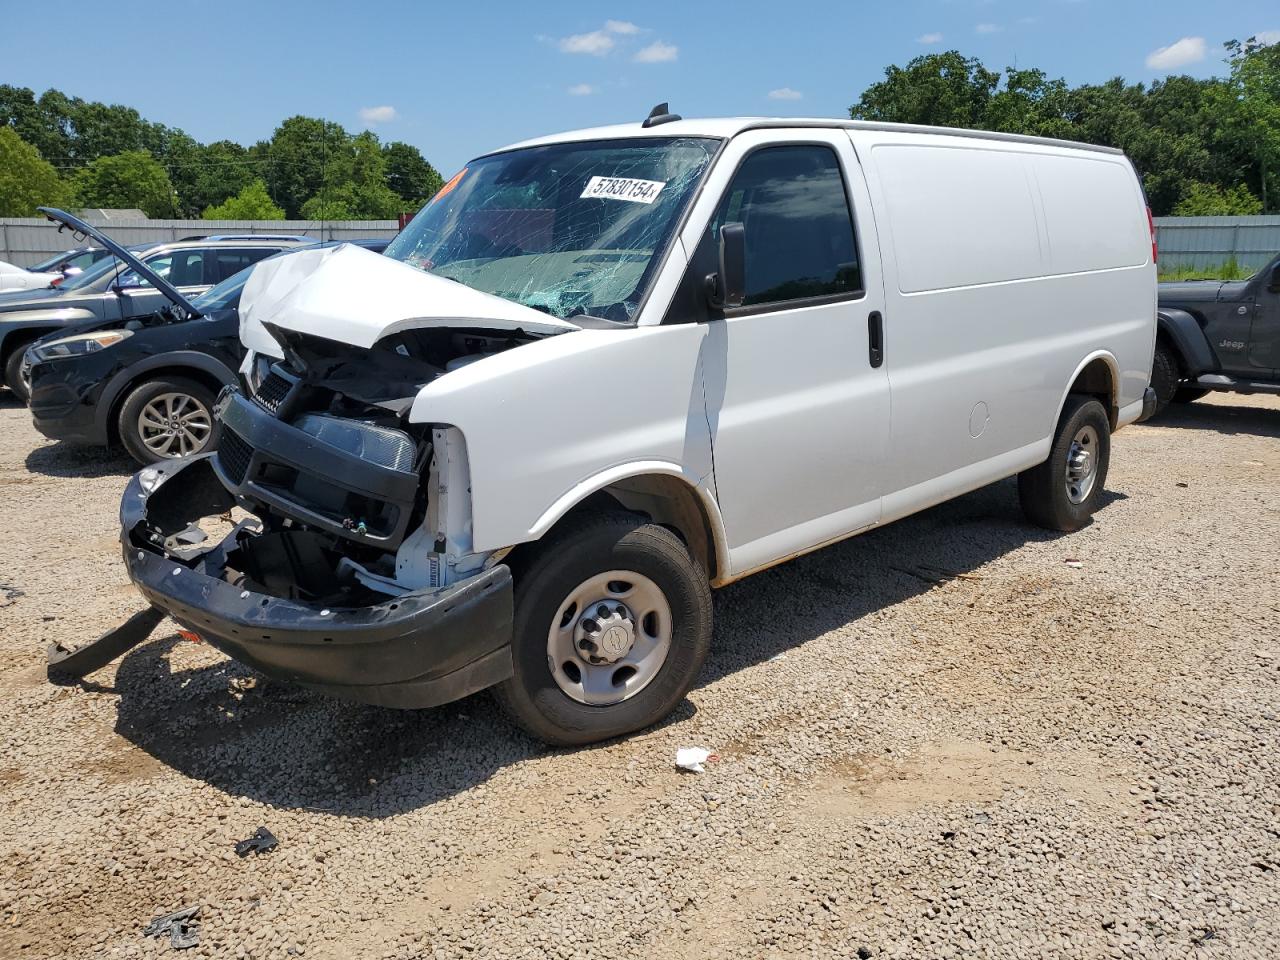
[706,145,862,307]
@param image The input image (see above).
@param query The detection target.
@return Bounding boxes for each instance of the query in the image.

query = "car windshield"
[384,137,719,323]
[55,246,152,292]
[27,250,80,273]
[192,267,250,310]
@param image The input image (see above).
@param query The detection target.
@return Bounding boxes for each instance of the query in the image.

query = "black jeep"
[1153,253,1280,415]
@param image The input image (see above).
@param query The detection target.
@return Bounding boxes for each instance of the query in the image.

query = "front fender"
[528,460,729,576]
[1157,308,1217,377]
[95,351,239,439]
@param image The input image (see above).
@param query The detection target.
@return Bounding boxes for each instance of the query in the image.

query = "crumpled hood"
[240,243,579,357]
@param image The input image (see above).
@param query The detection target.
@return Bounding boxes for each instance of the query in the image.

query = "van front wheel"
[495,513,712,746]
[1018,395,1111,532]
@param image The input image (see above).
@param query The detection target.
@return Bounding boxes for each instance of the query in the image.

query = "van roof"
[494,117,1125,158]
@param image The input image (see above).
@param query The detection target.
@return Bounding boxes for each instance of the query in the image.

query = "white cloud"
[358,105,397,124]
[768,87,803,101]
[557,20,644,56]
[975,23,1002,34]
[917,32,944,44]
[1252,30,1280,45]
[633,40,678,63]
[559,30,615,56]
[1145,36,1206,70]
[567,83,596,96]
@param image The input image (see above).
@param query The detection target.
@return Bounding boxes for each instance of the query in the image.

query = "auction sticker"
[580,176,667,204]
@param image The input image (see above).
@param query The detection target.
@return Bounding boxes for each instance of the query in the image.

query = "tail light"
[1147,206,1157,264]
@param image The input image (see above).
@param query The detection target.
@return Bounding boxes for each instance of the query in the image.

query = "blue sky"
[2,0,1277,174]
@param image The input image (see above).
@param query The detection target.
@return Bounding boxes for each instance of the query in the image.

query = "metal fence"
[6,214,1278,274]
[0,218,400,267]
[1154,216,1280,273]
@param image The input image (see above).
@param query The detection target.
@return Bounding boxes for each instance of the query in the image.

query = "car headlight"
[29,329,132,362]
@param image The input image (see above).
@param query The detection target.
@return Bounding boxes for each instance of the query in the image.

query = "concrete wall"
[0,219,400,267]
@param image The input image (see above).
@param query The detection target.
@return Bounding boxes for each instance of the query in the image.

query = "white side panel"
[853,130,1156,501]
[407,324,715,554]
[874,145,1044,294]
[1031,153,1150,274]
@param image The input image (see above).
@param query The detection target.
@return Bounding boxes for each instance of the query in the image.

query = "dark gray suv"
[0,221,303,398]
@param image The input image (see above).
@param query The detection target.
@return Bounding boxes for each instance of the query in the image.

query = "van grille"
[253,372,292,413]
[216,428,253,485]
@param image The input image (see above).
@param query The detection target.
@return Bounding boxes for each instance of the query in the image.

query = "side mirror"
[704,222,746,310]
[1269,263,1280,293]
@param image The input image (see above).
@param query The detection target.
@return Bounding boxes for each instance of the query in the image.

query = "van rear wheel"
[494,512,712,746]
[1018,395,1111,532]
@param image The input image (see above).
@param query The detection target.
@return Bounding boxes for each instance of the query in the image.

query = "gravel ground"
[1,391,1277,960]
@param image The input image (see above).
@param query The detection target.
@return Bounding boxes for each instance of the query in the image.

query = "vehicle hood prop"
[238,242,579,357]
[36,207,202,320]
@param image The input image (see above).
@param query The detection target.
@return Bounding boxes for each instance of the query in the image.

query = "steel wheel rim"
[137,392,213,459]
[1065,424,1099,504]
[546,570,673,706]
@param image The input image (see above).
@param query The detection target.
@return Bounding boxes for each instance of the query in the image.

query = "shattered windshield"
[384,137,719,323]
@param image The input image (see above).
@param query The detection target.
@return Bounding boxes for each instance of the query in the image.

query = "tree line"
[850,37,1280,216]
[0,87,444,220]
[2,36,1277,221]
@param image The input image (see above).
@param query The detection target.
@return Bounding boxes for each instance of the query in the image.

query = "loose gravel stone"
[0,393,1277,959]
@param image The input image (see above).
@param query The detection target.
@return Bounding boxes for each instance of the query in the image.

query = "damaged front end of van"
[111,243,579,707]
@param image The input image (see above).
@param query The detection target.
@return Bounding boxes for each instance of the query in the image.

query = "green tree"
[1172,181,1264,216]
[1218,37,1280,212]
[72,150,176,217]
[0,127,72,215]
[203,179,285,219]
[266,116,352,218]
[299,193,358,220]
[383,141,443,207]
[851,51,1001,128]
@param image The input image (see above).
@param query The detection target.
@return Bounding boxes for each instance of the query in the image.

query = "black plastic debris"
[143,904,200,950]
[235,826,278,857]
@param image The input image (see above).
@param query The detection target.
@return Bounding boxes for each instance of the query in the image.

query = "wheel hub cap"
[1065,425,1099,505]
[576,601,636,664]
[546,570,673,706]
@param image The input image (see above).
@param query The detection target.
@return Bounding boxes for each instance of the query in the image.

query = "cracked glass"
[384,137,719,323]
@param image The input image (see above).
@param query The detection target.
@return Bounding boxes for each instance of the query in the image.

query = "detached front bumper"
[120,456,514,708]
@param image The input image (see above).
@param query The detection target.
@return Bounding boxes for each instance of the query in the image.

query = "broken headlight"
[291,414,417,473]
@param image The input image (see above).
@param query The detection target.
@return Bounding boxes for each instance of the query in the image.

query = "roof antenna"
[642,102,682,128]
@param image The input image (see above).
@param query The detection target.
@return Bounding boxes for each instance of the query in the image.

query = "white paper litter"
[1064,560,1084,569]
[675,747,713,773]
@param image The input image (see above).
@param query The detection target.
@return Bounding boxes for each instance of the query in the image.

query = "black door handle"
[868,311,884,368]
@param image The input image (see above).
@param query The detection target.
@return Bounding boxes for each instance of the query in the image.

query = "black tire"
[1173,387,1208,405]
[3,346,31,403]
[117,376,221,466]
[1149,341,1181,416]
[494,512,713,746]
[1018,395,1111,533]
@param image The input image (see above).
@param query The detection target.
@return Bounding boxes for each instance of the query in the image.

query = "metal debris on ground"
[235,826,279,857]
[675,747,715,773]
[142,905,200,950]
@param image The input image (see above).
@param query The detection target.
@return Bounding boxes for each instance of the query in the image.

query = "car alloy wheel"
[137,392,214,458]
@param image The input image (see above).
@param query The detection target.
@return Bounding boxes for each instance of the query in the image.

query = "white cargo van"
[115,109,1157,744]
